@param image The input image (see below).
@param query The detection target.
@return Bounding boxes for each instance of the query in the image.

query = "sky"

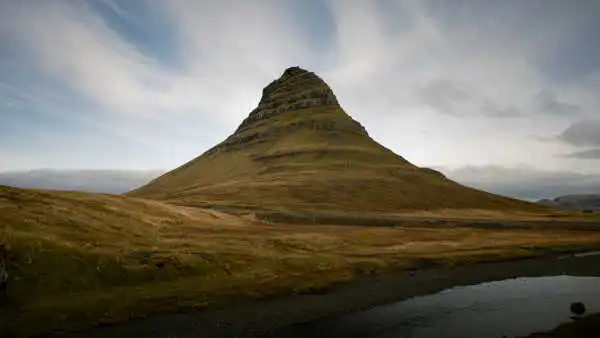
[1,0,600,179]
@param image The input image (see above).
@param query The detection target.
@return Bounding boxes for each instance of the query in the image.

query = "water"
[566,251,600,258]
[275,276,600,338]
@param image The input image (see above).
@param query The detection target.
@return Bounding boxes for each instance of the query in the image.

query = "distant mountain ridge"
[127,66,542,213]
[438,166,600,202]
[537,194,600,210]
[0,169,164,194]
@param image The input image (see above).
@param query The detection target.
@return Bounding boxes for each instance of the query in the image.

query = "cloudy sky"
[1,0,599,189]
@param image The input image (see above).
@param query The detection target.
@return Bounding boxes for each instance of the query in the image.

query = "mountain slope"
[128,67,542,212]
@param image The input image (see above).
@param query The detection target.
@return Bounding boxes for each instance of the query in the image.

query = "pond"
[272,275,600,338]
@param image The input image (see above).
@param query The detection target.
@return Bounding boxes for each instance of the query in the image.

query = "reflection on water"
[569,251,600,258]
[275,276,600,338]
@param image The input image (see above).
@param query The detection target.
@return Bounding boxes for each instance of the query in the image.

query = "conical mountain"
[128,67,538,212]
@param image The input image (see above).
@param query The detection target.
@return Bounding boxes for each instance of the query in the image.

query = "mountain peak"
[281,66,309,78]
[235,67,340,131]
[128,67,540,214]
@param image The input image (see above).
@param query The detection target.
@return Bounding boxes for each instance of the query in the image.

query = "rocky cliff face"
[241,66,340,130]
[128,66,540,213]
[205,67,367,155]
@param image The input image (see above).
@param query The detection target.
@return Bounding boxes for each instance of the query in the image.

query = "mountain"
[0,169,164,194]
[439,165,600,202]
[538,194,600,211]
[128,67,542,213]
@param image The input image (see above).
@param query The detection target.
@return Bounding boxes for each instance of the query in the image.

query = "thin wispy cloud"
[1,0,599,173]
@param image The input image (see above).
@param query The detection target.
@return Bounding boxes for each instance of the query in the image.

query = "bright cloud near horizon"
[1,0,600,174]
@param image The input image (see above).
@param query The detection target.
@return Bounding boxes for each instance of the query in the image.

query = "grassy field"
[1,185,600,336]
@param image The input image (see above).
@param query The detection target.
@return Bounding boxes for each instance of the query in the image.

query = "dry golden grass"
[1,185,599,336]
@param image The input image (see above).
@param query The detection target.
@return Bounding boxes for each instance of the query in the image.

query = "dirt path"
[56,252,600,338]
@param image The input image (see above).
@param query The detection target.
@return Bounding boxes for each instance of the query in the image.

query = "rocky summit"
[206,66,366,156]
[128,67,539,213]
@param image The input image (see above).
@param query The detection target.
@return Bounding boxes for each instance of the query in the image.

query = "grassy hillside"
[1,185,599,336]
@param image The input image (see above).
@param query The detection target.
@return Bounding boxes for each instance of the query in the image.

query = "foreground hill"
[1,185,599,336]
[128,67,541,213]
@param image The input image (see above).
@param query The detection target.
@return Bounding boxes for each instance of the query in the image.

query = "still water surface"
[273,276,600,338]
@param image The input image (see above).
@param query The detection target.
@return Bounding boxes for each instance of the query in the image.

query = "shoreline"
[62,250,600,338]
[522,312,600,337]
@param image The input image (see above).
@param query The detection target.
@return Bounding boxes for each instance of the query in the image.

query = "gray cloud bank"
[0,169,164,194]
[557,119,600,160]
[413,79,581,118]
[563,148,600,159]
[559,119,600,147]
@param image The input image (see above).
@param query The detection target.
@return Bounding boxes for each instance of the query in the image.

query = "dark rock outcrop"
[570,302,586,316]
[205,66,361,155]
[0,243,7,297]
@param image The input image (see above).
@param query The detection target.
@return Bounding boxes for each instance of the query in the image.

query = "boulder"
[571,302,586,316]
